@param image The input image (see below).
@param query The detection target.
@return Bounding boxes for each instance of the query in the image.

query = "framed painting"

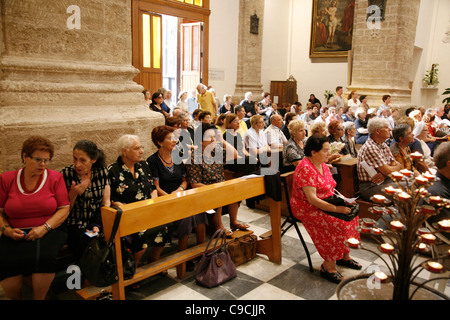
[310,0,355,58]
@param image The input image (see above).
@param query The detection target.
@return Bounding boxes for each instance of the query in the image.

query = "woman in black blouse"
[149,92,170,118]
[223,113,258,175]
[61,140,111,260]
[109,134,172,267]
[148,126,207,274]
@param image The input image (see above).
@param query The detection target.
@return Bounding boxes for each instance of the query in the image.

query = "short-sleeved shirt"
[147,152,186,194]
[265,125,287,147]
[0,169,69,228]
[243,128,268,151]
[108,156,156,204]
[61,165,110,228]
[357,137,395,182]
[185,144,225,186]
[291,157,336,219]
[197,91,216,117]
[283,138,306,167]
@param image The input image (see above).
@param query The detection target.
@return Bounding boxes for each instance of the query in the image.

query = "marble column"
[232,0,264,104]
[0,0,164,172]
[347,0,421,112]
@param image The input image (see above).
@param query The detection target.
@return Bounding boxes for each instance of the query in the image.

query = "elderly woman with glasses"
[108,134,172,268]
[0,136,70,300]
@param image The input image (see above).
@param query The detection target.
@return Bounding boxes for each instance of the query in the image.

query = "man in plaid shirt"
[357,118,402,201]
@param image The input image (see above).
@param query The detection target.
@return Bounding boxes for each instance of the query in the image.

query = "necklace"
[158,151,173,166]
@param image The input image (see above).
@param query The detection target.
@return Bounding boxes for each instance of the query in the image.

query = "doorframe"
[132,0,211,92]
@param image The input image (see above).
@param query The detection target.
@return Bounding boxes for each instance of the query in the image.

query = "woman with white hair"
[176,91,189,114]
[108,134,172,269]
[342,121,358,158]
[354,107,369,145]
[412,121,436,169]
[282,119,307,172]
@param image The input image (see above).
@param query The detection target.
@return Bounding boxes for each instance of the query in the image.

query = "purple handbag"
[195,229,237,288]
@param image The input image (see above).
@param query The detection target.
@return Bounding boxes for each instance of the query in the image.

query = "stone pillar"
[232,0,264,104]
[0,0,164,172]
[347,0,421,112]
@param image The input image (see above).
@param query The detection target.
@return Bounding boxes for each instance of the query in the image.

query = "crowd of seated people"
[2,86,450,301]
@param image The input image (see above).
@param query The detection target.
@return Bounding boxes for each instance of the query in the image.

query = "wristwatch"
[1,224,11,233]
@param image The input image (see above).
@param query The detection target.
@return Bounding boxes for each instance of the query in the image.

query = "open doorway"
[162,16,203,107]
[132,0,210,107]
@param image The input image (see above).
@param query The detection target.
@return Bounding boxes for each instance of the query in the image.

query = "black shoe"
[336,259,362,270]
[320,265,343,284]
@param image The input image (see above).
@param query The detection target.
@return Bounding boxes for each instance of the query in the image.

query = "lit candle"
[417,243,429,253]
[410,151,423,160]
[398,192,411,201]
[372,206,385,215]
[423,172,436,181]
[438,220,450,232]
[427,261,443,273]
[421,205,435,215]
[415,176,429,185]
[390,221,404,231]
[361,226,372,234]
[417,227,431,235]
[380,243,394,254]
[347,238,360,248]
[400,169,412,177]
[374,271,388,283]
[363,218,376,227]
[391,172,404,180]
[429,196,442,204]
[384,186,398,194]
[421,233,436,244]
[372,228,383,235]
[373,195,387,203]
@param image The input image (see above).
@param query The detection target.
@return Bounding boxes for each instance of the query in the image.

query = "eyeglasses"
[28,156,52,165]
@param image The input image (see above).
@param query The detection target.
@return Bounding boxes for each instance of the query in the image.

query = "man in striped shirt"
[357,118,402,201]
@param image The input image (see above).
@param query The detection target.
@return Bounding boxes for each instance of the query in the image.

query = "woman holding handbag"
[290,135,361,284]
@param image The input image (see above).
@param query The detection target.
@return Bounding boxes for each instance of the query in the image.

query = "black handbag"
[322,195,359,221]
[78,207,136,287]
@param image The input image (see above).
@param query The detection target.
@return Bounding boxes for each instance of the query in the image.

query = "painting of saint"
[310,0,355,58]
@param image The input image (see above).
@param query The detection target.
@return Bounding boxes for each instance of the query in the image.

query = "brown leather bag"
[228,234,258,266]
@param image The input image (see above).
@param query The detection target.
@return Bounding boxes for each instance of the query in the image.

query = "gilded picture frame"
[309,0,355,58]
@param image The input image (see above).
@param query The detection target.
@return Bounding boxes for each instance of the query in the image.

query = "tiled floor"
[1,203,449,301]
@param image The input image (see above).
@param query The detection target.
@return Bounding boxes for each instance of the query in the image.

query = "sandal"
[230,222,250,232]
[320,265,344,284]
[336,258,362,270]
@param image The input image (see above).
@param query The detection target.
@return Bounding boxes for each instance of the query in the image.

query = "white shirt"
[265,125,287,147]
[244,128,268,151]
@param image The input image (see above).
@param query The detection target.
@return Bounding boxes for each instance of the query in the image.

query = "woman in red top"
[290,135,360,284]
[0,136,70,300]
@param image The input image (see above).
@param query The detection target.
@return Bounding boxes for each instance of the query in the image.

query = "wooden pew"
[76,176,281,300]
[334,157,359,198]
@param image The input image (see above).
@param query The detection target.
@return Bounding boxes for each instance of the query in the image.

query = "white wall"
[209,0,448,110]
[208,0,240,104]
[411,0,450,108]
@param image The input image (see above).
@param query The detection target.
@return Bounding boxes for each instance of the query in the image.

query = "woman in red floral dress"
[290,135,361,283]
